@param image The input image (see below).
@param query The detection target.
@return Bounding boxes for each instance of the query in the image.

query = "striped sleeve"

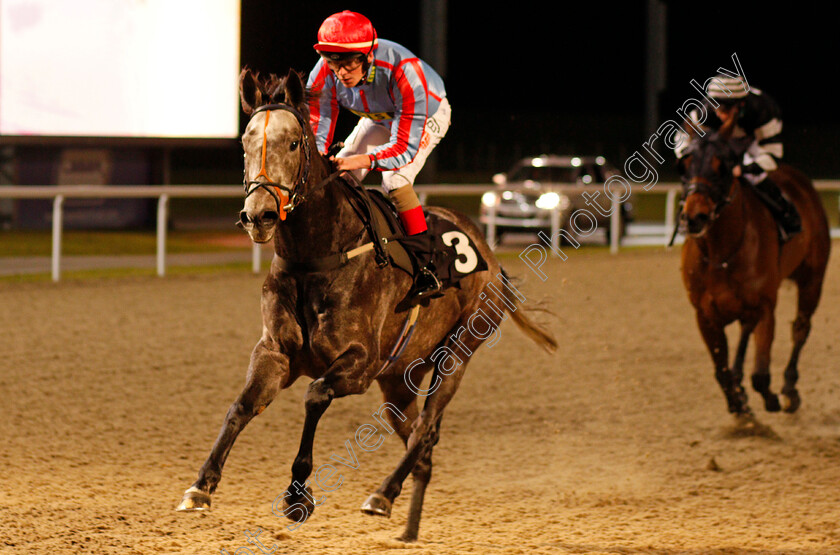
[754,117,783,163]
[306,61,340,154]
[742,91,784,166]
[369,59,430,169]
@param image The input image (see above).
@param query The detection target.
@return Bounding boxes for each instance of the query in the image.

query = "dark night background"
[7,2,838,190]
[197,1,834,184]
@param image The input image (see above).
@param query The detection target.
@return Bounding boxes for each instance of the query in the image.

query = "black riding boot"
[752,177,802,242]
[401,231,443,303]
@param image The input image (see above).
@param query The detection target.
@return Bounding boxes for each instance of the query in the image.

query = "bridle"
[678,138,741,224]
[678,146,746,269]
[669,139,741,248]
[244,103,313,218]
[241,101,393,271]
[240,100,422,367]
[681,174,739,223]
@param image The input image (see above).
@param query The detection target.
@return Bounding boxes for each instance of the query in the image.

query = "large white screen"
[0,0,240,138]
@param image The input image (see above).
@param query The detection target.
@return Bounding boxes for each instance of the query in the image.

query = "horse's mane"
[239,67,318,114]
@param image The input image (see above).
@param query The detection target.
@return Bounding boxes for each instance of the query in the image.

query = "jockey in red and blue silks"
[307,10,451,301]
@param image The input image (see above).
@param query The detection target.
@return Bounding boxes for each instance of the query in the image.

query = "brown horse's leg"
[177,342,288,511]
[782,274,825,412]
[731,322,755,387]
[751,305,782,412]
[696,314,749,414]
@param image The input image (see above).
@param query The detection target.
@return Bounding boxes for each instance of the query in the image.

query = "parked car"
[479,154,633,244]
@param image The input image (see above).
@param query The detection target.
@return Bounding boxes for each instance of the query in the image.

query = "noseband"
[681,175,738,222]
[680,141,740,223]
[244,103,312,218]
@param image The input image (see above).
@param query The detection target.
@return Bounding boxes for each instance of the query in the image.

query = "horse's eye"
[290,141,299,151]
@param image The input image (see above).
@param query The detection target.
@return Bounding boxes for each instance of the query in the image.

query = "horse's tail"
[500,268,558,354]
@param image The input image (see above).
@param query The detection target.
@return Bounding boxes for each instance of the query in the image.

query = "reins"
[699,179,746,269]
[245,102,393,272]
[670,141,739,248]
[678,173,747,269]
[244,99,422,372]
[667,180,736,248]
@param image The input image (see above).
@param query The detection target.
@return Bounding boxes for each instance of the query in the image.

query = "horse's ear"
[239,67,262,116]
[284,69,306,108]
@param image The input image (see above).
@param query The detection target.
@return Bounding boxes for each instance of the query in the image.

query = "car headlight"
[535,192,569,210]
[481,192,498,207]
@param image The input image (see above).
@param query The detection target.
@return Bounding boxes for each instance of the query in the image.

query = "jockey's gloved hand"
[326,142,345,159]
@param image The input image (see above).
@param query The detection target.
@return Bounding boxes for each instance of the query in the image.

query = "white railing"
[1,181,839,281]
[0,185,249,281]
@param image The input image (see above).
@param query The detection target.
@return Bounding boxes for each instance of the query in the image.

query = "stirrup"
[412,267,442,300]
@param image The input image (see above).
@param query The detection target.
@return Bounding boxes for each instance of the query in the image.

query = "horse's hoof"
[282,485,316,520]
[764,394,781,412]
[360,493,392,518]
[397,532,418,543]
[781,392,800,413]
[176,486,211,511]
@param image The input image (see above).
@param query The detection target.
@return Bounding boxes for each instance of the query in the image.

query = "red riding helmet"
[314,10,378,60]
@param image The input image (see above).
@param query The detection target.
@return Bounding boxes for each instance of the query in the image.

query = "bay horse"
[678,121,830,417]
[176,69,557,542]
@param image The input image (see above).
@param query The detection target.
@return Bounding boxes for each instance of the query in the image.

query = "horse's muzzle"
[238,209,278,242]
[684,212,710,236]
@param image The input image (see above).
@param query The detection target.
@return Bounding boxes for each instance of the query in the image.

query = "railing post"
[550,202,561,256]
[51,195,64,282]
[157,194,169,276]
[486,203,497,249]
[610,193,620,254]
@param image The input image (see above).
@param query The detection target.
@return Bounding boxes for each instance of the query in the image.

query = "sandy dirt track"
[2,245,840,555]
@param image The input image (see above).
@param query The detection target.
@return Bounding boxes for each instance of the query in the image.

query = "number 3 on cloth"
[441,231,478,274]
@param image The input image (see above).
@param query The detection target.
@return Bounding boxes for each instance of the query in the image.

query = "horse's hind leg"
[782,270,826,412]
[363,353,466,542]
[177,342,288,511]
[750,303,782,412]
[365,375,439,542]
[398,416,442,542]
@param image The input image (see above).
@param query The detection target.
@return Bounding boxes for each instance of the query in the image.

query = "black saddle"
[362,188,488,290]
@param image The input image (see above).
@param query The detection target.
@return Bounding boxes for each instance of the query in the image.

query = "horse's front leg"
[696,313,749,415]
[751,304,781,412]
[176,340,289,511]
[278,376,334,520]
[280,344,370,522]
[731,321,755,384]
